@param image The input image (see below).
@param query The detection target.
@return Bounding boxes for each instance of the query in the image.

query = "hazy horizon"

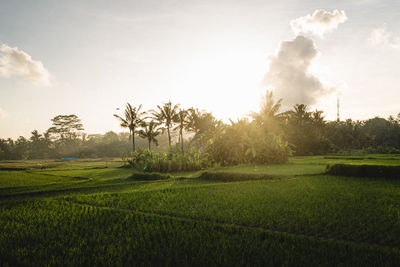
[1,0,400,139]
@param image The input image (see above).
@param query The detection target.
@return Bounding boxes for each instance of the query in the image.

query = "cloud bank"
[369,24,400,50]
[0,44,51,85]
[264,36,331,107]
[290,9,347,38]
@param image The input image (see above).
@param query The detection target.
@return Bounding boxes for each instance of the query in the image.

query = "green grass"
[210,163,326,175]
[198,171,287,181]
[0,167,135,197]
[203,154,400,176]
[62,175,400,248]
[0,171,80,188]
[37,168,133,182]
[2,198,399,267]
[291,154,400,166]
[0,158,124,170]
[0,154,400,265]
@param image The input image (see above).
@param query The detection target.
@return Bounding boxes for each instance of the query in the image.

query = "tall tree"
[151,101,179,148]
[29,130,43,159]
[0,139,12,160]
[291,104,310,123]
[114,103,146,152]
[186,108,219,149]
[47,114,84,140]
[47,114,85,156]
[14,136,29,160]
[282,104,312,155]
[311,110,326,135]
[186,108,215,136]
[138,121,161,150]
[173,109,188,152]
[251,90,283,134]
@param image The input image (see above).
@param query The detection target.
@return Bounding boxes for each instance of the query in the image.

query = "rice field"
[1,154,400,266]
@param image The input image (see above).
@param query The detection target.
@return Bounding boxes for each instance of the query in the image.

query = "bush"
[364,146,400,154]
[326,164,400,179]
[207,132,292,166]
[124,148,212,173]
[253,135,293,164]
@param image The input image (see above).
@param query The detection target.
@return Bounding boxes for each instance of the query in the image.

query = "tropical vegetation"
[1,91,399,163]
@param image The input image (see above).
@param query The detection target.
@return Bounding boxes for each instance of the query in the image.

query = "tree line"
[1,91,399,162]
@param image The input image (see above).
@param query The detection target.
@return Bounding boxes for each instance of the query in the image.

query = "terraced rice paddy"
[1,155,399,266]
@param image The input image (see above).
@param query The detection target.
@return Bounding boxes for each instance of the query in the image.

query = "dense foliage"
[1,92,399,162]
[125,148,212,172]
[207,120,292,165]
[325,117,400,154]
[0,129,170,160]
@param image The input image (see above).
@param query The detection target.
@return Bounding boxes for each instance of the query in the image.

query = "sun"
[171,45,267,121]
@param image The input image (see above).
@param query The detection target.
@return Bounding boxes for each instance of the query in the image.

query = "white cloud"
[263,35,333,108]
[262,10,346,108]
[369,24,400,50]
[0,107,8,119]
[0,44,51,85]
[290,9,347,38]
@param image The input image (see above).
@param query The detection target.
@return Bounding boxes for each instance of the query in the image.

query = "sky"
[0,0,400,138]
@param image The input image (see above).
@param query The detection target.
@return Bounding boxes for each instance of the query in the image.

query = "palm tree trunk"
[132,128,135,152]
[167,125,171,148]
[148,139,151,150]
[180,128,184,152]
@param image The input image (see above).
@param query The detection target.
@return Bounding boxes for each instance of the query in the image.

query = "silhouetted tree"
[48,114,84,140]
[138,121,161,150]
[114,103,146,152]
[151,101,179,148]
[173,109,188,152]
[251,91,283,134]
[186,108,219,149]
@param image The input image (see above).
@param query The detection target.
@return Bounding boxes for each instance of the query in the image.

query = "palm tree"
[185,108,220,149]
[151,101,179,148]
[114,103,146,152]
[250,90,283,133]
[185,108,199,134]
[260,91,282,119]
[186,108,217,135]
[173,109,188,152]
[293,104,309,118]
[29,130,43,159]
[283,104,310,125]
[138,121,161,150]
[30,130,42,143]
[311,110,326,135]
[229,118,252,163]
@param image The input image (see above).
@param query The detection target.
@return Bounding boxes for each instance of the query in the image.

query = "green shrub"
[364,146,400,154]
[326,164,400,179]
[208,132,292,166]
[124,148,212,173]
